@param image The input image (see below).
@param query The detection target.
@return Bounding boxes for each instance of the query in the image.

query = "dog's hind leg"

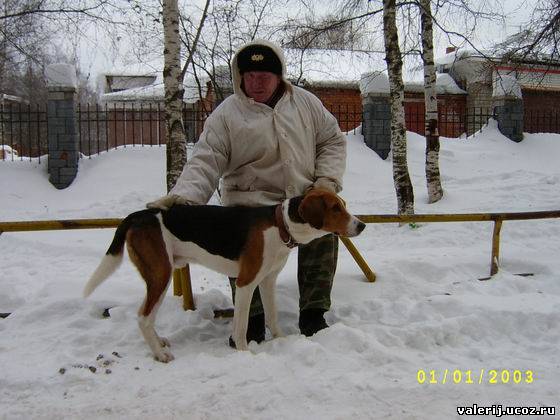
[126,226,174,363]
[259,273,284,339]
[138,292,173,362]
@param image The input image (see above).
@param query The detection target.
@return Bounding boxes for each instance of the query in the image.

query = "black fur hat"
[237,45,282,76]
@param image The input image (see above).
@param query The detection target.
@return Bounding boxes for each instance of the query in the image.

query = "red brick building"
[437,49,560,134]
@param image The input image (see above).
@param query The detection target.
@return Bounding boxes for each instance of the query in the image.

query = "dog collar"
[275,204,298,248]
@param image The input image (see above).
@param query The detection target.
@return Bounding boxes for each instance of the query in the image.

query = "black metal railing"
[76,103,213,157]
[0,103,48,161]
[2,101,559,162]
[404,102,494,138]
[525,108,560,134]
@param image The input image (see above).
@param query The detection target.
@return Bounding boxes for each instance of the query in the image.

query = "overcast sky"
[73,0,536,90]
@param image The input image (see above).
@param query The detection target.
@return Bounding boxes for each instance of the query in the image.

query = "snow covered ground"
[1,120,559,419]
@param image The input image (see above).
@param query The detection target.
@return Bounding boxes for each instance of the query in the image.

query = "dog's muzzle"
[346,217,366,237]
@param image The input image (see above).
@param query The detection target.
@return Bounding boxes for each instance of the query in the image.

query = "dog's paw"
[269,326,285,338]
[232,336,248,351]
[158,336,171,348]
[154,349,175,363]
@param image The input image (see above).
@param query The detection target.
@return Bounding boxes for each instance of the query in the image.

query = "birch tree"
[419,0,443,203]
[162,0,186,192]
[382,0,414,215]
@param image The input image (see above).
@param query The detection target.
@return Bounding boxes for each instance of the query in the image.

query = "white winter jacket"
[170,39,346,207]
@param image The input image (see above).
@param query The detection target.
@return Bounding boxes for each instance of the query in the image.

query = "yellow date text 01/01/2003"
[417,369,535,385]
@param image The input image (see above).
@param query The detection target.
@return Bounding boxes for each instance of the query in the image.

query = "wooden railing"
[354,210,560,279]
[1,209,559,311]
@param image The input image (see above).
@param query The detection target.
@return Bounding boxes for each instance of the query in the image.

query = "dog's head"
[298,189,365,237]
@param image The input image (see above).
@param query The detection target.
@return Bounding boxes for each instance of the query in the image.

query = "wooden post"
[490,219,503,276]
[173,265,195,310]
[173,268,183,295]
[339,237,376,282]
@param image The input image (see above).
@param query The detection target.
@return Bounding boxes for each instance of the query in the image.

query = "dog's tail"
[83,215,134,298]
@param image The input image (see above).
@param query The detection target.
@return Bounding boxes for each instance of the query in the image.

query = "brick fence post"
[360,72,391,159]
[362,94,392,159]
[492,75,524,143]
[45,64,79,189]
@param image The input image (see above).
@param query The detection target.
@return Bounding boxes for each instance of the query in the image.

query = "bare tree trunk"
[382,0,414,215]
[420,0,443,204]
[163,0,186,192]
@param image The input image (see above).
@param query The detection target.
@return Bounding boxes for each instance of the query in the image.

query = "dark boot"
[229,312,266,348]
[299,308,329,337]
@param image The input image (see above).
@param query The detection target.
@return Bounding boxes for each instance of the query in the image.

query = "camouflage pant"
[230,234,338,317]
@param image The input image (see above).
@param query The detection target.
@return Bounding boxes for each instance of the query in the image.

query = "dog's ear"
[299,193,326,230]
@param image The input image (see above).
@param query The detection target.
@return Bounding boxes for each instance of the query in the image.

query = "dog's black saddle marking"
[161,204,275,261]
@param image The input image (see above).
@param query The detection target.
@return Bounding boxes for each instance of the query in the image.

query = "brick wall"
[306,86,469,137]
[466,82,493,110]
[304,86,363,132]
[90,101,211,155]
[523,89,560,112]
[523,89,560,133]
[403,92,467,137]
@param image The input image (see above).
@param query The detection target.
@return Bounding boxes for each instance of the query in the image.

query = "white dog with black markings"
[84,188,365,362]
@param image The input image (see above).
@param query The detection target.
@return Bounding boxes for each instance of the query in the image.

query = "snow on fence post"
[492,74,524,143]
[46,63,79,189]
[360,71,392,159]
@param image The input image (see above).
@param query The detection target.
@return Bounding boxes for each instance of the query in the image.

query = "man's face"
[242,71,280,103]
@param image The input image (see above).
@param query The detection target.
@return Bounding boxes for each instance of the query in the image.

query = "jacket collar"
[265,82,286,108]
[275,203,298,248]
[239,79,287,109]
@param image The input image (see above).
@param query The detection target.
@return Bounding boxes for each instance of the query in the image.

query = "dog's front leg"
[232,282,257,351]
[259,273,284,339]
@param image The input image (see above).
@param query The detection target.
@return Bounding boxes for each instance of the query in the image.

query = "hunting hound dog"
[84,189,365,362]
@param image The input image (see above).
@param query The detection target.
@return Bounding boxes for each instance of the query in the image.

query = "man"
[148,39,346,345]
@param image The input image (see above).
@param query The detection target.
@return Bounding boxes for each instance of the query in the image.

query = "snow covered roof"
[435,48,490,69]
[0,93,28,104]
[436,48,560,91]
[100,48,467,103]
[493,74,522,98]
[495,65,560,92]
[360,71,466,95]
[406,73,467,94]
[100,73,204,104]
[359,71,389,95]
[102,60,161,77]
[101,82,164,103]
[284,48,386,84]
[284,48,423,86]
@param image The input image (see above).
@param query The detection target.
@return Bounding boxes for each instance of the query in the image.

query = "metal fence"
[525,109,560,134]
[2,101,559,161]
[324,103,363,133]
[0,102,212,160]
[76,103,212,157]
[0,103,48,161]
[404,102,494,137]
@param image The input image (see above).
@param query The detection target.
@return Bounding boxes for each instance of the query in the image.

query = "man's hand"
[146,194,187,210]
[312,177,339,193]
